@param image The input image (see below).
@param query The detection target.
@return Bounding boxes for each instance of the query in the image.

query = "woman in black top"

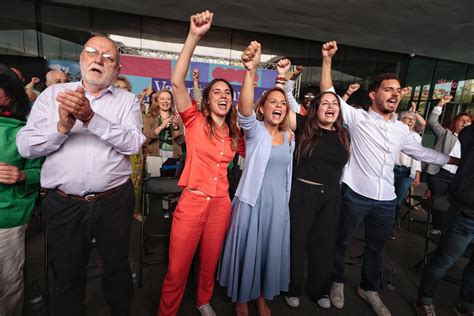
[285,91,350,309]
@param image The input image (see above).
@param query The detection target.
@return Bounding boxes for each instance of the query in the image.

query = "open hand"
[155,116,172,134]
[171,115,180,129]
[56,86,94,124]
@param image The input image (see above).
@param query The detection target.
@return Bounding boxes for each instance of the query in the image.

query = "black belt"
[53,181,129,202]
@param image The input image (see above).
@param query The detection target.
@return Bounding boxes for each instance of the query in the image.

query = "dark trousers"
[427,169,455,231]
[288,180,341,299]
[42,181,135,316]
[393,165,413,228]
[419,208,474,312]
[333,185,396,291]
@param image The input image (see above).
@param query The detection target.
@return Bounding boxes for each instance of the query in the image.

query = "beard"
[380,106,395,114]
[80,64,118,90]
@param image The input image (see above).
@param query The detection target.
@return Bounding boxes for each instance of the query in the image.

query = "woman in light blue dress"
[218,41,294,316]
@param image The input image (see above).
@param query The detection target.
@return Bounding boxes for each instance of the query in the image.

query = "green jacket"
[0,116,43,228]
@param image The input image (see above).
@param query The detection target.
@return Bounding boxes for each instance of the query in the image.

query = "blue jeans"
[419,207,474,312]
[394,166,412,207]
[394,166,413,227]
[333,185,396,291]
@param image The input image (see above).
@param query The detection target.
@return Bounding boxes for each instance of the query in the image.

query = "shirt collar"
[79,80,114,98]
[368,107,397,123]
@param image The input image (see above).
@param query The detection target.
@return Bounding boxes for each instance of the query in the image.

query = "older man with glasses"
[17,36,145,316]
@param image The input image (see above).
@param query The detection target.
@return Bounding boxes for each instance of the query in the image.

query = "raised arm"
[320,41,338,92]
[239,41,261,117]
[320,41,360,127]
[408,101,427,133]
[342,83,360,102]
[171,10,213,113]
[276,59,299,114]
[428,95,453,137]
[192,68,203,109]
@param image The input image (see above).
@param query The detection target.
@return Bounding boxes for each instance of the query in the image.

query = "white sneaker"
[197,303,216,316]
[285,296,300,307]
[317,295,331,309]
[357,287,391,316]
[330,282,344,309]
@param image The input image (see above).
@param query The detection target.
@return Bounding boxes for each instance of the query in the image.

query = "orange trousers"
[158,190,231,316]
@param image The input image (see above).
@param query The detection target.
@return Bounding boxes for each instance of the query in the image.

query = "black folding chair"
[414,194,451,270]
[422,194,451,265]
[401,186,429,232]
[138,176,182,288]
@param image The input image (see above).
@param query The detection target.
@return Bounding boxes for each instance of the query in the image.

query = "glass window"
[0,3,38,56]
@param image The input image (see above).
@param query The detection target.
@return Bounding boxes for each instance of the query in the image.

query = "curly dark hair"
[369,73,401,92]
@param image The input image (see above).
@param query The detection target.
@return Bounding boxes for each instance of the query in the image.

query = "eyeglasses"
[82,46,116,63]
[304,95,316,99]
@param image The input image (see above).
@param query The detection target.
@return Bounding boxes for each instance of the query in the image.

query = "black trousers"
[427,169,455,231]
[42,181,135,316]
[288,179,341,300]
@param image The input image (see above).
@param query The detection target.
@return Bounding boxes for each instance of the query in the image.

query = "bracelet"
[345,92,352,96]
[276,76,287,81]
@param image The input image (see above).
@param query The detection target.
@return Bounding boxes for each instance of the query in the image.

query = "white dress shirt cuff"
[436,153,451,166]
[86,112,108,135]
[432,106,443,115]
[47,123,68,145]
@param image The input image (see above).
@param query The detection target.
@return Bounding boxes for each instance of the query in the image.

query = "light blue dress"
[218,132,291,303]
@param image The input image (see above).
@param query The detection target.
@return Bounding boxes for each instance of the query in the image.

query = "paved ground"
[23,187,467,315]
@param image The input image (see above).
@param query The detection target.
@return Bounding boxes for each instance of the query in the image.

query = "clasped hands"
[56,86,94,134]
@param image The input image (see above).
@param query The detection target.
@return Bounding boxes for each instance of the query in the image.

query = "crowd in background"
[1,10,473,316]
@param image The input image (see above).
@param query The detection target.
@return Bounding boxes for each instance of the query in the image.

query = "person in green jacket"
[0,64,43,316]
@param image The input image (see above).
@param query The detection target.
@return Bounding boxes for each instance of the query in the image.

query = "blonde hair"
[115,76,132,91]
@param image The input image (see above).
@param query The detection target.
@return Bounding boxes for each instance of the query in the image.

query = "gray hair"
[399,111,416,120]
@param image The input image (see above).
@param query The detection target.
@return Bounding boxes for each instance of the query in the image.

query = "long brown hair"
[201,79,240,150]
[296,91,350,161]
[255,87,290,131]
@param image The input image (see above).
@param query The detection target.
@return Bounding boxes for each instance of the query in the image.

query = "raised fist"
[347,83,360,94]
[192,69,199,81]
[241,41,261,71]
[438,94,453,107]
[322,41,338,58]
[277,58,291,76]
[189,10,214,38]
